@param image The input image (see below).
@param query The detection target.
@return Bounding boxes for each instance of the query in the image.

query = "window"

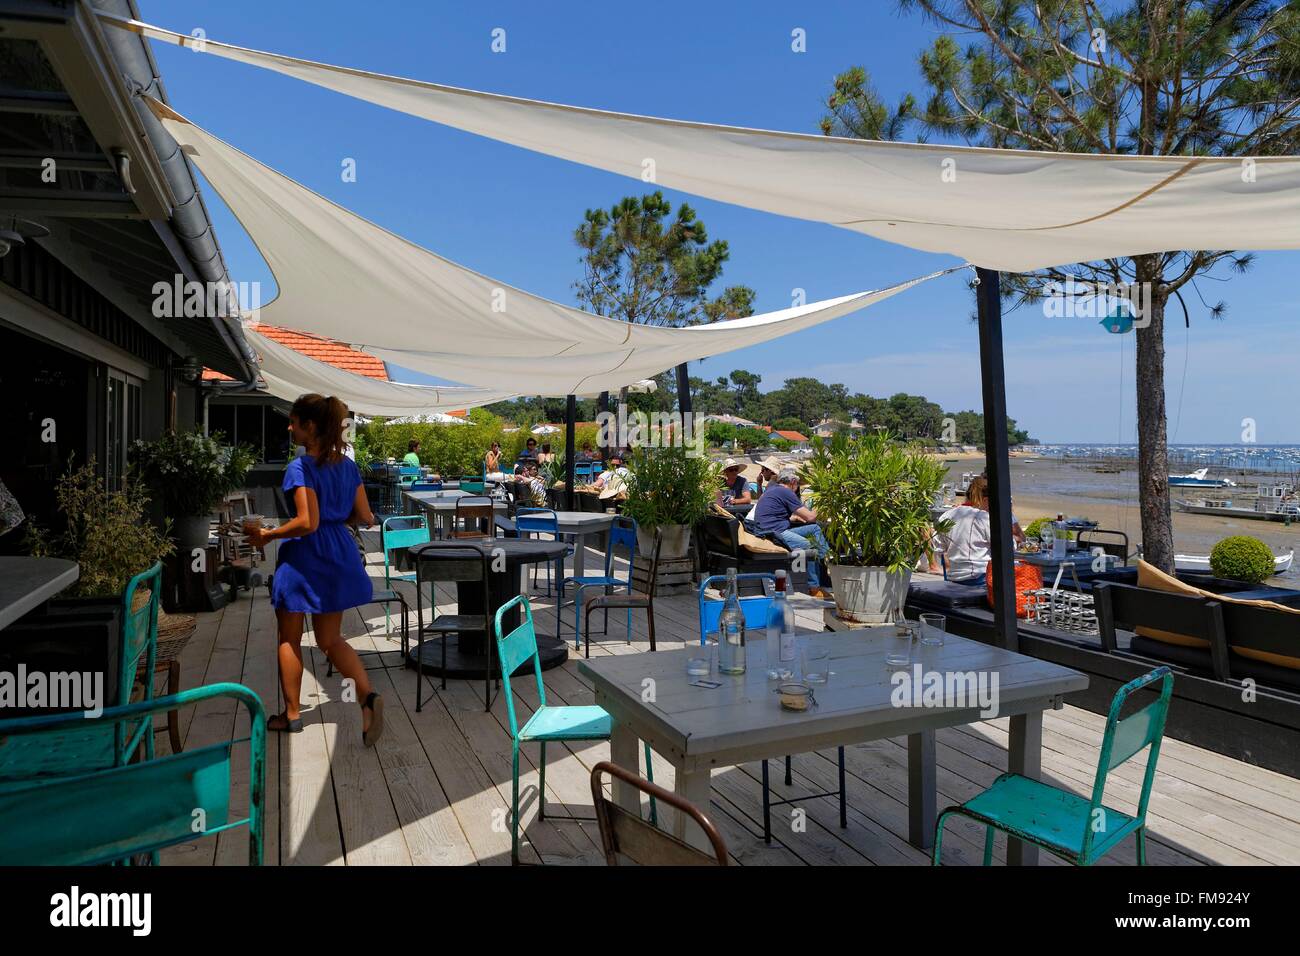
[105,368,142,492]
[207,401,291,463]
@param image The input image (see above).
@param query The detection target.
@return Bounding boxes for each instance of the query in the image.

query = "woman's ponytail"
[290,393,349,465]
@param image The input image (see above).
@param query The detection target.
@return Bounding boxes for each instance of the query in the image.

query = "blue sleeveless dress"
[271,455,373,614]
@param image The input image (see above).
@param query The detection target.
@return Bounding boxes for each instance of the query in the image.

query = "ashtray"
[775,681,817,712]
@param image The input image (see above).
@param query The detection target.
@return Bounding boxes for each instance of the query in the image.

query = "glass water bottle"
[717,567,747,675]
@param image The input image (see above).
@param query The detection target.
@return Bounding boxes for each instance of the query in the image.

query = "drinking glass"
[685,655,711,677]
[884,625,914,667]
[919,613,947,647]
[801,646,830,684]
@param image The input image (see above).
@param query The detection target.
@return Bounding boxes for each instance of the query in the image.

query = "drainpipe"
[89,0,259,381]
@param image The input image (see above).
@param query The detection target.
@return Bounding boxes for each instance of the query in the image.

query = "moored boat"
[1174,548,1294,575]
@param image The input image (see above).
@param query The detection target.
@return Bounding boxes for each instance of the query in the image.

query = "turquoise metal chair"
[932,665,1174,866]
[0,682,265,865]
[0,562,162,786]
[380,514,430,634]
[560,515,636,651]
[697,573,846,843]
[493,594,654,864]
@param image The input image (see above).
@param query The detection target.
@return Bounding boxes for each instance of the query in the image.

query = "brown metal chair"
[590,761,728,865]
[452,495,496,539]
[583,528,661,657]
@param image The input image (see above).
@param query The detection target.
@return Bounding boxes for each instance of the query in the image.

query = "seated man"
[720,458,757,507]
[592,453,628,491]
[516,437,540,466]
[750,468,830,597]
[516,462,547,507]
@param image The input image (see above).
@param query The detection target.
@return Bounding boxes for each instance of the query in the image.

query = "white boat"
[1168,467,1236,488]
[1174,548,1294,575]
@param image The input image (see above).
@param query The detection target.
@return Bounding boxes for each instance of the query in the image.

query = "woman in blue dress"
[244,394,383,746]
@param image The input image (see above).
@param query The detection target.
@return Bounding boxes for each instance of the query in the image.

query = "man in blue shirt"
[751,468,830,596]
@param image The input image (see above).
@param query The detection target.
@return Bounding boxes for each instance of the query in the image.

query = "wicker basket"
[155,610,197,663]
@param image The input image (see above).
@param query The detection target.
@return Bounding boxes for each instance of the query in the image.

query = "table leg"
[673,765,713,853]
[908,730,936,849]
[606,709,641,816]
[1007,710,1043,866]
[572,531,588,579]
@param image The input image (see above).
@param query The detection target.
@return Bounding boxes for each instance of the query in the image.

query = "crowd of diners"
[401,434,1027,598]
[716,459,1028,597]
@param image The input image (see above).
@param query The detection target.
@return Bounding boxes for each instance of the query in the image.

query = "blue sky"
[147,1,1299,443]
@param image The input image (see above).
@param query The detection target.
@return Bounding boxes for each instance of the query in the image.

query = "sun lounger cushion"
[1135,560,1300,669]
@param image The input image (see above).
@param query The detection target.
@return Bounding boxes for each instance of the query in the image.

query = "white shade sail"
[147,98,947,395]
[246,326,518,416]
[111,15,1300,273]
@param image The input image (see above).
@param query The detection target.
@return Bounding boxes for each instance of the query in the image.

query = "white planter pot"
[638,523,692,561]
[827,564,912,623]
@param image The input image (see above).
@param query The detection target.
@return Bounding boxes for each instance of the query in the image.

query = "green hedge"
[1209,535,1275,584]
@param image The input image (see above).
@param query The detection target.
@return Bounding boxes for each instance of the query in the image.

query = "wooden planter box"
[632,553,697,596]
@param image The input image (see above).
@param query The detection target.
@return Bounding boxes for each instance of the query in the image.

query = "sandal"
[268,713,303,734]
[362,692,384,748]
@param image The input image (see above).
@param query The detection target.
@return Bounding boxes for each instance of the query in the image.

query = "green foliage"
[620,446,719,530]
[26,459,174,598]
[1209,536,1276,584]
[574,192,755,328]
[130,429,255,517]
[770,437,794,451]
[803,431,950,571]
[734,426,771,451]
[358,415,599,479]
[1023,516,1056,540]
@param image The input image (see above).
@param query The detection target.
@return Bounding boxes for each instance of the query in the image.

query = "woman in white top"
[931,475,991,586]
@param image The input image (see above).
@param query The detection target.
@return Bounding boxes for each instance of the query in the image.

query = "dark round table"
[406,538,570,678]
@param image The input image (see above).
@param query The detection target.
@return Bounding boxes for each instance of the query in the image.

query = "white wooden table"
[579,630,1087,864]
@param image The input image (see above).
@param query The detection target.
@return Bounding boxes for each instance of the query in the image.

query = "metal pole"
[597,391,610,459]
[565,394,577,511]
[975,267,1018,652]
[675,363,692,416]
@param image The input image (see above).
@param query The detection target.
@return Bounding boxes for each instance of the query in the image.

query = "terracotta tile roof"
[769,429,810,442]
[254,325,388,379]
[203,325,388,382]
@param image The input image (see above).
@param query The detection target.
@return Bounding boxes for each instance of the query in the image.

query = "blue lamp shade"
[1099,304,1134,334]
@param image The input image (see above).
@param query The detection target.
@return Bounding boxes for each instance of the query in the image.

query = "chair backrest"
[697,573,776,643]
[574,461,595,482]
[700,513,741,557]
[381,515,431,583]
[1079,529,1130,564]
[590,761,728,866]
[398,466,421,478]
[454,495,496,537]
[119,562,162,760]
[636,529,664,602]
[1080,666,1173,861]
[515,507,559,537]
[1093,581,1228,663]
[410,480,443,492]
[0,682,266,865]
[413,543,490,589]
[493,594,544,739]
[604,515,638,582]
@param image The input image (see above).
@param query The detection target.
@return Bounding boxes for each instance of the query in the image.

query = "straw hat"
[721,457,743,472]
[758,455,785,475]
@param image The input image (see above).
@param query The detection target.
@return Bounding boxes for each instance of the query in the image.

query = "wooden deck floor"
[161,550,1300,866]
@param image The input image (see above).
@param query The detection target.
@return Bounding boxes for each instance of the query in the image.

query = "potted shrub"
[20,461,175,708]
[621,446,718,560]
[130,429,254,552]
[1209,535,1275,584]
[803,431,950,622]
